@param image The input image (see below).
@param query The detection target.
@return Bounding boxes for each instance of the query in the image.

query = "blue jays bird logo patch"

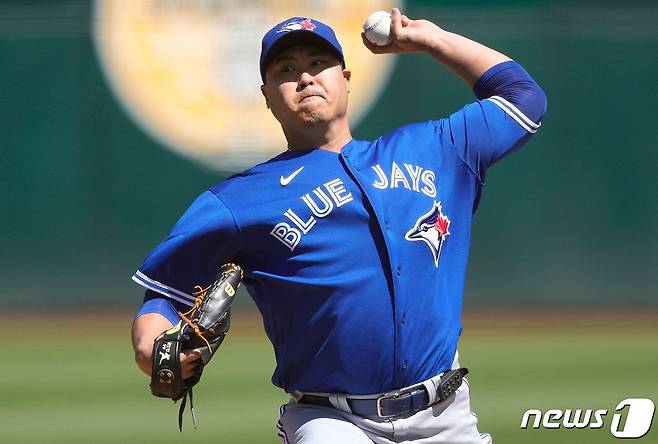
[277,18,316,33]
[405,201,451,267]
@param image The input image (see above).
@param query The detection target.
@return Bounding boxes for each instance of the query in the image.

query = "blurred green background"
[1,0,656,443]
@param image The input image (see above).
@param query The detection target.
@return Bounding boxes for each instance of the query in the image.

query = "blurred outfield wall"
[1,0,656,308]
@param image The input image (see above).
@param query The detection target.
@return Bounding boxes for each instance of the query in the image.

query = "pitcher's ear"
[260,84,270,109]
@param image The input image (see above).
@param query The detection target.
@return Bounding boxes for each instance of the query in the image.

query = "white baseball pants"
[276,357,492,444]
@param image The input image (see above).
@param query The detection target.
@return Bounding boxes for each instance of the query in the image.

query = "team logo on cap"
[405,201,451,267]
[277,18,316,33]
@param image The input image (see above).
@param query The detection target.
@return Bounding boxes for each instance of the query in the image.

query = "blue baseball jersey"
[134,89,543,395]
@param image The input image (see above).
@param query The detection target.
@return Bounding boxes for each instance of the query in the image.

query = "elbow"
[475,61,548,124]
[534,84,548,122]
[132,318,160,376]
[508,81,547,124]
[134,339,154,375]
[132,302,177,376]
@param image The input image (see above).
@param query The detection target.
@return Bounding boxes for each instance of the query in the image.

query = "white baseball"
[363,11,392,46]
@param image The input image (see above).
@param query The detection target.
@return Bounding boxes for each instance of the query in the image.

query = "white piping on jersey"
[276,425,289,444]
[487,95,541,134]
[277,405,290,444]
[488,95,540,129]
[132,271,195,306]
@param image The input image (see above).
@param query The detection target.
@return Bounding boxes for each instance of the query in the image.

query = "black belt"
[299,368,468,418]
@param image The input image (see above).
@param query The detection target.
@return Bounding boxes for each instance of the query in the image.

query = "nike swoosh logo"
[280,166,304,186]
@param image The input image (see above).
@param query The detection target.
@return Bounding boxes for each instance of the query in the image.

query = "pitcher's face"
[261,45,351,127]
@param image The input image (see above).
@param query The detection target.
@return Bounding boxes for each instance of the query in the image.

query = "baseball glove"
[150,263,243,430]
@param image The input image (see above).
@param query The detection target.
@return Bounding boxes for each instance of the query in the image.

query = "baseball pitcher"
[131,8,546,443]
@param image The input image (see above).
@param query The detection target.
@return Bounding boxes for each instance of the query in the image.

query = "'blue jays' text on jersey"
[133,95,542,395]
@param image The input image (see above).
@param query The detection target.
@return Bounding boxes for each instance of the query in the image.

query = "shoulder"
[350,121,442,157]
[381,120,438,142]
[206,150,310,213]
[208,150,294,195]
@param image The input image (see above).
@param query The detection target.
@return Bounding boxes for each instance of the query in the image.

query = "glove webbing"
[178,309,212,351]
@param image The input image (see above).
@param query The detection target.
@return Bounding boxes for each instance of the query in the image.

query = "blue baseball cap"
[260,17,345,82]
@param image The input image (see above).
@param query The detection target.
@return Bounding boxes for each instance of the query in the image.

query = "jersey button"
[402,360,408,370]
[401,313,406,324]
[396,266,401,276]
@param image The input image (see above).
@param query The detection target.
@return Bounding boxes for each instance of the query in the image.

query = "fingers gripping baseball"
[391,8,405,39]
[362,8,438,55]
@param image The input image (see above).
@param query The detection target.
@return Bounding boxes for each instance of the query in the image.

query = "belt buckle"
[376,391,401,418]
